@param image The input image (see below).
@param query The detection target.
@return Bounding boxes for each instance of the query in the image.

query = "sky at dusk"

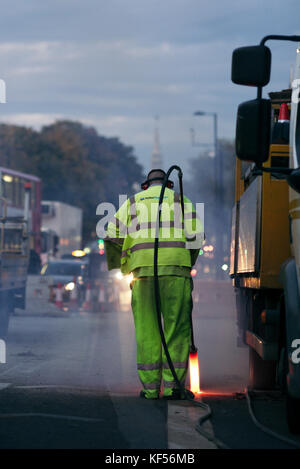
[0,0,299,175]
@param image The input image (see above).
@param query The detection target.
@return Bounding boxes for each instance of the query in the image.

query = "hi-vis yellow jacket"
[104,185,204,275]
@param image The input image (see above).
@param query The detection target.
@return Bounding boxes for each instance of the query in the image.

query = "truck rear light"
[261,311,267,324]
[260,309,280,325]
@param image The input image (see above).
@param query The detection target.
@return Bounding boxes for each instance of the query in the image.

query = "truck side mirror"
[231,45,271,87]
[236,99,271,164]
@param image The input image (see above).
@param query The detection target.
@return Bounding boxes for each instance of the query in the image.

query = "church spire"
[150,116,163,169]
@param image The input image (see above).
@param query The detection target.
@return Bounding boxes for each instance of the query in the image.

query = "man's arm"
[104,240,122,270]
[104,199,129,271]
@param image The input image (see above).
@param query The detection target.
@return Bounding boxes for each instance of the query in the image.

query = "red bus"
[0,167,42,255]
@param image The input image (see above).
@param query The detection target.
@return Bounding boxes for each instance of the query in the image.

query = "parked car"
[41,259,87,304]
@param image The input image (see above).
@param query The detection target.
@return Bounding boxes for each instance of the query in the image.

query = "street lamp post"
[193,111,224,279]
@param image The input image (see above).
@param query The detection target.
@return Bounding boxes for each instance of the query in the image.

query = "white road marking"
[14,385,99,390]
[20,363,44,374]
[0,383,11,391]
[167,400,218,449]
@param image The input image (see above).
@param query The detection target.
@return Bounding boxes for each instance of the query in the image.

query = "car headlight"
[114,272,133,284]
[126,273,133,284]
[65,282,75,291]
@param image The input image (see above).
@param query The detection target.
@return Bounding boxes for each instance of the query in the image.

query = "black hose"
[245,388,300,449]
[153,167,229,448]
[153,165,195,398]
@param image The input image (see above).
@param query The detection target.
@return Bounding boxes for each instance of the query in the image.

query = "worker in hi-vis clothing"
[104,169,204,399]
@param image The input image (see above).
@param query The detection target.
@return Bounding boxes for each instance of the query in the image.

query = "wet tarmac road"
[0,308,299,449]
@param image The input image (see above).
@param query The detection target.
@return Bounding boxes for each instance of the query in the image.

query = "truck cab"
[230,36,300,433]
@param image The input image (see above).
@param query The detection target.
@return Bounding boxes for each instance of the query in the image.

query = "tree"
[0,120,144,243]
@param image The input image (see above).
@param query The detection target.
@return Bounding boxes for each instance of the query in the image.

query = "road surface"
[0,305,299,449]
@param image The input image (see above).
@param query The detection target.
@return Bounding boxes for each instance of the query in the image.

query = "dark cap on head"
[147,168,166,183]
[140,168,174,190]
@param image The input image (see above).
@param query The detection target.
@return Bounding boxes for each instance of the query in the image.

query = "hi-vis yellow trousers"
[131,276,192,398]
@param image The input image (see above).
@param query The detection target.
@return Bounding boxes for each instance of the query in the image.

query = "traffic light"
[98,238,105,255]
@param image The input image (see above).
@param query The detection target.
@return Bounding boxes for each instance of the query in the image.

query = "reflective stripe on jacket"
[105,185,204,274]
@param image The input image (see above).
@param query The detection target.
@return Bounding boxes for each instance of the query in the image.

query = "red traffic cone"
[272,102,290,144]
[82,283,92,311]
[55,282,63,309]
[278,102,290,122]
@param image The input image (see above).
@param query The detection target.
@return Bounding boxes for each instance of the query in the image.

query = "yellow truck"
[230,35,300,433]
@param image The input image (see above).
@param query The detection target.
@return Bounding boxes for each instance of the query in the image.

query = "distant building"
[150,117,163,169]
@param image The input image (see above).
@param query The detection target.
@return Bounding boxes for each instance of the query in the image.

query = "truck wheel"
[249,348,277,390]
[286,394,300,434]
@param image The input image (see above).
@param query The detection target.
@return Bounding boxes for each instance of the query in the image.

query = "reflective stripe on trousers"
[163,379,186,388]
[131,275,192,398]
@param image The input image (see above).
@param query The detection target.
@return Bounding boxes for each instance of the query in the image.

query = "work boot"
[163,389,194,400]
[139,390,159,400]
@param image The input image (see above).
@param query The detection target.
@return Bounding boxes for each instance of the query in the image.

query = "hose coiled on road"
[245,388,300,449]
